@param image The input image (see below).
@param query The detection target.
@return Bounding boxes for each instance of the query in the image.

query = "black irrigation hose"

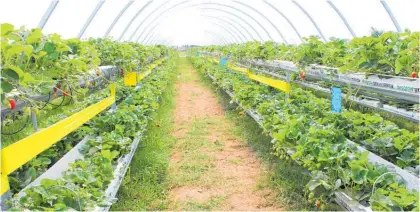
[37,91,52,110]
[47,94,66,109]
[61,85,74,106]
[1,98,34,135]
[1,111,30,135]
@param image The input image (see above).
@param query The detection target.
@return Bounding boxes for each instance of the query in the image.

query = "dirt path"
[167,58,282,211]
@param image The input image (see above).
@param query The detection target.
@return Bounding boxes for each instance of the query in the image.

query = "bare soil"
[167,60,282,211]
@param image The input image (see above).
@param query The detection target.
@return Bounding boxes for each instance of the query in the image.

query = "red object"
[300,72,306,80]
[315,201,321,208]
[8,99,16,110]
[412,72,417,78]
[63,91,68,96]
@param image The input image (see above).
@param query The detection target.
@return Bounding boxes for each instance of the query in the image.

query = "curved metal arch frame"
[142,17,241,45]
[104,0,134,38]
[292,0,327,42]
[151,28,230,46]
[232,0,287,43]
[143,7,257,45]
[202,22,239,43]
[78,0,105,39]
[262,0,303,43]
[152,29,230,46]
[135,0,192,43]
[380,0,402,32]
[204,30,229,45]
[198,2,273,41]
[128,0,175,41]
[37,0,406,46]
[118,1,152,41]
[38,0,59,29]
[194,6,261,41]
[134,1,272,43]
[326,0,356,38]
[144,29,158,45]
[146,20,240,45]
[200,15,248,42]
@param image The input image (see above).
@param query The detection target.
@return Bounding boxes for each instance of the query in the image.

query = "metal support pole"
[78,0,105,39]
[292,0,327,42]
[119,1,152,41]
[37,0,59,29]
[327,0,356,37]
[104,0,134,37]
[31,108,38,131]
[286,72,290,99]
[233,0,287,43]
[0,190,12,210]
[263,0,303,43]
[380,0,402,32]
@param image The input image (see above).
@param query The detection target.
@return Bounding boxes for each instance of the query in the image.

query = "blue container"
[331,87,342,113]
[220,57,227,67]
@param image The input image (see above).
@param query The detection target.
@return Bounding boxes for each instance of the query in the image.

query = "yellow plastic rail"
[1,83,116,195]
[138,58,164,81]
[206,57,290,94]
[247,72,291,93]
[124,72,137,86]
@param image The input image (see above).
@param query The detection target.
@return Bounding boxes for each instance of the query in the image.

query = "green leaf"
[1,79,14,93]
[40,179,58,189]
[307,180,321,191]
[1,23,14,36]
[8,44,24,55]
[26,28,43,44]
[44,42,55,53]
[53,203,67,211]
[2,69,19,81]
[38,157,52,165]
[351,167,368,184]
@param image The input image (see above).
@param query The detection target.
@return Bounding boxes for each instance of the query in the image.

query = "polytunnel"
[1,0,419,211]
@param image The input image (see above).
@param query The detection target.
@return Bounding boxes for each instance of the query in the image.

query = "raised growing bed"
[243,65,419,123]
[202,52,419,123]
[242,59,419,103]
[1,66,120,118]
[12,132,142,211]
[205,66,419,211]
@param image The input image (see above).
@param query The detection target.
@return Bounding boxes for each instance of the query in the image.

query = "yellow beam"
[138,58,164,81]
[248,73,291,93]
[124,72,137,86]
[223,61,291,94]
[1,84,116,195]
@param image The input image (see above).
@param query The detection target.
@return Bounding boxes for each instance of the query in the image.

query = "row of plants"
[1,23,172,199]
[202,56,419,172]
[189,56,419,211]
[1,23,169,145]
[202,30,419,77]
[9,53,177,210]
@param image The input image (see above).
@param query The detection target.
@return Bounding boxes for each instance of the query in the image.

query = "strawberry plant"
[190,56,419,211]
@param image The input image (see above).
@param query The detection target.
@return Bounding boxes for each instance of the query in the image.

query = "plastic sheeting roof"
[1,0,419,46]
